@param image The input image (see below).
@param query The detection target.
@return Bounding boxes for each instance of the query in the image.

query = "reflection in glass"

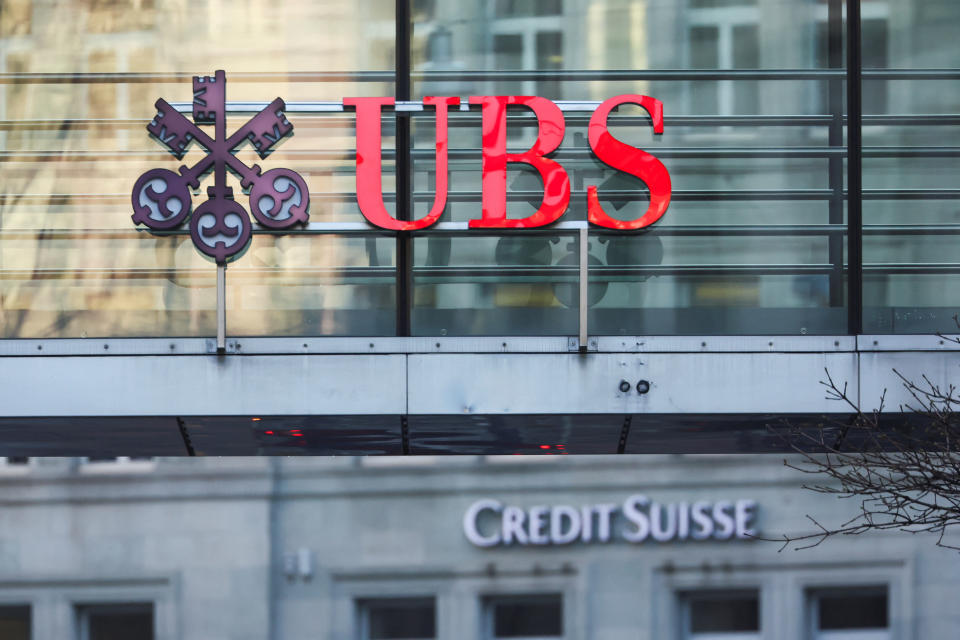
[861,0,960,333]
[0,0,396,338]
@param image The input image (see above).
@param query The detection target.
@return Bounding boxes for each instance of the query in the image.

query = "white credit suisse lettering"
[463,495,758,547]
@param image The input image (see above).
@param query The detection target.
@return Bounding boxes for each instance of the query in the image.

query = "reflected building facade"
[0,4,958,449]
[2,0,959,339]
[0,455,959,639]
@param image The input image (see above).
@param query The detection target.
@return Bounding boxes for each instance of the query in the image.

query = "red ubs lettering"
[344,94,672,231]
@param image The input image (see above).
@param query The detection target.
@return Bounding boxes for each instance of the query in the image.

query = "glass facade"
[1,0,957,338]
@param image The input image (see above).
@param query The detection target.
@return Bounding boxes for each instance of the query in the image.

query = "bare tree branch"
[762,319,960,552]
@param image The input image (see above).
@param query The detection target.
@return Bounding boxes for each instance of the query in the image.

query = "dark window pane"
[493,34,524,95]
[536,31,563,98]
[733,24,760,113]
[85,604,154,640]
[862,19,888,114]
[689,595,759,633]
[818,593,888,630]
[0,606,31,640]
[494,0,562,18]
[535,0,563,16]
[367,599,435,639]
[690,26,719,113]
[492,596,563,637]
[691,0,757,7]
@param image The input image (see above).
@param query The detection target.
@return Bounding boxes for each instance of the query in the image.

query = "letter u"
[344,96,459,230]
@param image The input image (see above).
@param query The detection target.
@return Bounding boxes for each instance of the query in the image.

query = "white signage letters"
[463,495,758,547]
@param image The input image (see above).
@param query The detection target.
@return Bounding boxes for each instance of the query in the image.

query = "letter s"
[622,494,651,543]
[587,95,671,230]
[691,501,714,540]
[712,501,736,540]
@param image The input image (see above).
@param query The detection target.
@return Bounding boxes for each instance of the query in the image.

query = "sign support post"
[579,226,589,353]
[217,263,226,354]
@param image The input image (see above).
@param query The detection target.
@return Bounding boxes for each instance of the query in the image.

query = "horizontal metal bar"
[6,262,960,280]
[411,69,848,81]
[862,263,960,275]
[8,188,960,208]
[6,113,960,131]
[6,335,959,357]
[1,68,955,86]
[0,71,396,84]
[12,145,960,163]
[862,69,960,80]
[862,146,960,158]
[0,335,871,357]
[13,223,960,242]
[422,189,836,203]
[863,114,960,126]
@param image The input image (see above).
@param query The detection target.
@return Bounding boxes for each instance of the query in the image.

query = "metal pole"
[847,0,863,334]
[578,227,589,352]
[827,0,845,309]
[217,263,226,354]
[395,0,413,336]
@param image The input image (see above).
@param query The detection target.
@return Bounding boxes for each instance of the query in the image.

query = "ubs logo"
[132,70,310,263]
[133,70,671,263]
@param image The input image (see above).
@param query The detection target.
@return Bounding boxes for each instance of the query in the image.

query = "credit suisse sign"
[463,496,759,547]
[133,71,671,263]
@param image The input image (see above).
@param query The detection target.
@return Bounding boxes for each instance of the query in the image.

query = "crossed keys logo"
[131,70,310,263]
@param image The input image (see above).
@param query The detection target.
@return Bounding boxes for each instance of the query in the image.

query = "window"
[687,1,759,114]
[813,2,890,115]
[78,603,154,640]
[0,606,31,640]
[681,591,760,640]
[485,594,563,639]
[488,2,565,97]
[810,588,889,640]
[359,598,436,640]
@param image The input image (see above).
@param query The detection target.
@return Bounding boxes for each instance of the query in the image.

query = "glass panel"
[365,599,436,640]
[413,0,834,99]
[689,594,759,633]
[83,604,154,640]
[861,0,960,333]
[0,606,31,640]
[411,233,578,336]
[818,592,888,630]
[691,0,757,7]
[732,24,759,113]
[491,595,563,638]
[411,1,847,336]
[0,0,395,338]
[690,26,720,113]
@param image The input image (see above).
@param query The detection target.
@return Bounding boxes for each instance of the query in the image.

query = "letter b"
[468,96,571,228]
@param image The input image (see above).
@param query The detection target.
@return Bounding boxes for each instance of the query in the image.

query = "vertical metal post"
[395,0,413,336]
[827,0,845,309]
[217,263,226,354]
[846,0,863,334]
[578,227,589,352]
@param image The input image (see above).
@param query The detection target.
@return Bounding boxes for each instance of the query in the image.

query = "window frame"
[482,592,565,640]
[356,596,438,640]
[0,603,32,640]
[679,588,762,640]
[807,586,891,640]
[76,602,155,640]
